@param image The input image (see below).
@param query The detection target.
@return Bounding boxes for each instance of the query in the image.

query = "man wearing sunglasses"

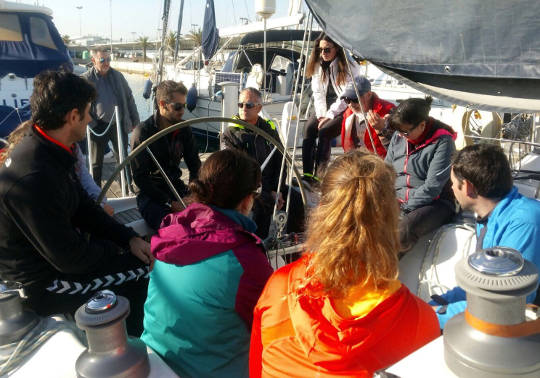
[130,80,201,230]
[82,47,140,188]
[340,76,395,158]
[221,87,304,239]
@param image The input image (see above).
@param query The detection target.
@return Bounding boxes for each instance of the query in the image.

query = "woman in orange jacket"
[250,150,440,377]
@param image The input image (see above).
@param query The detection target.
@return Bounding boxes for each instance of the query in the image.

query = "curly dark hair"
[31,71,96,130]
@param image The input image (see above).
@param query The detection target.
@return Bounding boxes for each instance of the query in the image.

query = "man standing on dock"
[130,80,201,230]
[0,71,152,335]
[82,47,139,187]
[432,144,540,328]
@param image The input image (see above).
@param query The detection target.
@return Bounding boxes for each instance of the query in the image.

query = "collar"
[33,124,74,155]
[211,205,257,233]
[408,118,433,145]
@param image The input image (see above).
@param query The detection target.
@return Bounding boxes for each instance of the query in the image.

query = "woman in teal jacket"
[141,149,273,377]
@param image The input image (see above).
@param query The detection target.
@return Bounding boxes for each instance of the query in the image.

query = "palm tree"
[186,28,203,47]
[166,31,177,53]
[61,34,71,45]
[138,36,149,62]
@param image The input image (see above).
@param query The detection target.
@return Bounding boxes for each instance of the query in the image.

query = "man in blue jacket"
[433,144,540,328]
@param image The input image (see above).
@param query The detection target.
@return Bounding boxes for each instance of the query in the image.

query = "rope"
[0,105,28,129]
[86,110,117,138]
[0,318,83,376]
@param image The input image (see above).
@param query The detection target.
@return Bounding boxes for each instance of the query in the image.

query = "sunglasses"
[238,102,260,109]
[98,57,111,63]
[343,97,359,105]
[252,186,262,198]
[169,102,186,111]
[318,47,333,54]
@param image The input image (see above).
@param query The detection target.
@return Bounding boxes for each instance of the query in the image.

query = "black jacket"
[0,127,137,287]
[221,116,283,192]
[130,115,201,204]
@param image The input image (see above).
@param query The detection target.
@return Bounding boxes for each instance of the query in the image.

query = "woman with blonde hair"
[250,150,439,377]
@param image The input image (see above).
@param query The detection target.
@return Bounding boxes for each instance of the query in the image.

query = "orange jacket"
[250,255,439,377]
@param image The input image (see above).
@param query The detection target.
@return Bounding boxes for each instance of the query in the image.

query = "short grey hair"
[90,47,110,57]
[240,87,262,103]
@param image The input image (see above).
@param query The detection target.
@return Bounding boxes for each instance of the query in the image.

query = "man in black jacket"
[0,71,152,335]
[221,87,304,239]
[130,80,201,230]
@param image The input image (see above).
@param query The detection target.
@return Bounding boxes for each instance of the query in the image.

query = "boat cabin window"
[0,13,23,42]
[29,16,57,50]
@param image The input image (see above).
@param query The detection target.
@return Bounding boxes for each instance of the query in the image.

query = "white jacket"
[311,57,361,119]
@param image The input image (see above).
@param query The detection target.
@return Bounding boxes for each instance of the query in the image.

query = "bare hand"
[129,237,154,265]
[271,191,284,210]
[170,200,185,213]
[317,117,330,130]
[366,110,385,130]
[102,203,114,216]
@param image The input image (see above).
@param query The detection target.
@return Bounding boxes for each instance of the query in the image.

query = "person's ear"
[64,108,79,126]
[464,179,477,198]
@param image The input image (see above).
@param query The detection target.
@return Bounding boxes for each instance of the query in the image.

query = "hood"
[151,203,261,265]
[286,256,412,370]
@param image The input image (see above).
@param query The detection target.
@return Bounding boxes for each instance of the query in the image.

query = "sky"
[22,0,294,41]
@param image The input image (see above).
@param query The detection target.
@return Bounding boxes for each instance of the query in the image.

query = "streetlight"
[76,6,83,37]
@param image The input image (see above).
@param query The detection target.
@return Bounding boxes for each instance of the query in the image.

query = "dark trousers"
[89,123,130,187]
[302,113,344,175]
[137,193,172,231]
[25,253,149,336]
[252,187,305,239]
[399,200,455,250]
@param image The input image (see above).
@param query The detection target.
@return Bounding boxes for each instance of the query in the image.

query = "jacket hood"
[151,203,261,265]
[286,256,412,369]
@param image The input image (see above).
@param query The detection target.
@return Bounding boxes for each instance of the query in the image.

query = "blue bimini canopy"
[0,11,72,78]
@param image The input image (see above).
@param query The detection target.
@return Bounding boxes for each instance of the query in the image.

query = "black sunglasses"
[168,102,186,111]
[343,97,359,105]
[98,57,111,63]
[238,102,259,109]
[318,47,333,54]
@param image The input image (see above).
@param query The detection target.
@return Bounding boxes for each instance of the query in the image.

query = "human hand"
[102,203,114,216]
[366,110,385,130]
[128,237,153,265]
[271,191,284,210]
[317,117,330,130]
[170,200,185,213]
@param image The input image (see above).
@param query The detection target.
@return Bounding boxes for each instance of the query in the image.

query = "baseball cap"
[340,76,371,100]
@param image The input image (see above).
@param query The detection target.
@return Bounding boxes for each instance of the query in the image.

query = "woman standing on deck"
[302,34,360,180]
[142,149,273,378]
[250,151,439,377]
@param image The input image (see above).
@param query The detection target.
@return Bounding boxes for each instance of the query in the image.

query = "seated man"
[433,144,540,328]
[0,71,152,335]
[221,87,304,239]
[340,76,395,158]
[130,80,201,230]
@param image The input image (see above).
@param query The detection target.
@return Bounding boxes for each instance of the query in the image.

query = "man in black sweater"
[0,71,152,335]
[221,87,304,239]
[130,80,201,230]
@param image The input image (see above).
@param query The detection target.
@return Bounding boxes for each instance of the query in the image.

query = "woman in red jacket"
[250,150,439,378]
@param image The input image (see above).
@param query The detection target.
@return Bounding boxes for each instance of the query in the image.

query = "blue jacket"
[141,203,273,377]
[435,187,540,328]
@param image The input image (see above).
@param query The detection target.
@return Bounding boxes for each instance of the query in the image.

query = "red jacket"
[341,94,395,158]
[250,255,439,377]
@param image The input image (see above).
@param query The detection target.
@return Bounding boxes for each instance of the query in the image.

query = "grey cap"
[340,76,371,99]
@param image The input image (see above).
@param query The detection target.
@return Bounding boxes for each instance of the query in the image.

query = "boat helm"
[75,290,150,378]
[0,281,38,345]
[444,247,540,377]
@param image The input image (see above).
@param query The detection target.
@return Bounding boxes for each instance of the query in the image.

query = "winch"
[75,290,150,378]
[0,281,38,346]
[444,247,540,377]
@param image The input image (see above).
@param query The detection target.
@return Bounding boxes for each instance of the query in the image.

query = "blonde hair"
[0,121,32,166]
[304,150,400,298]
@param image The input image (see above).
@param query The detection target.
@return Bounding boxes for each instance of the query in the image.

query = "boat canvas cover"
[305,0,540,111]
[240,30,321,45]
[201,0,219,61]
[0,12,72,78]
